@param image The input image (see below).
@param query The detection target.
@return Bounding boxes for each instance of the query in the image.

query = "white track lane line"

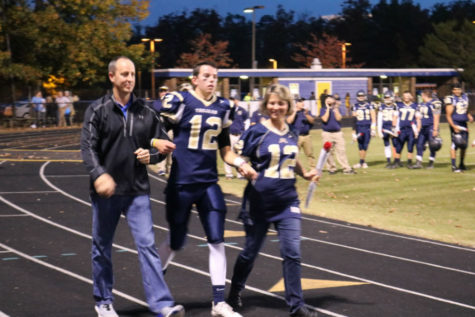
[0,196,342,317]
[37,163,475,311]
[0,242,148,307]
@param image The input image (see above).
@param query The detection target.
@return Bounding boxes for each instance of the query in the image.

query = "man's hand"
[94,173,116,198]
[238,163,257,180]
[134,148,150,164]
[153,139,176,154]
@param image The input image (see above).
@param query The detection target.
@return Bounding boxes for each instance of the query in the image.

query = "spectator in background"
[31,90,46,128]
[308,91,316,100]
[286,97,316,169]
[55,91,69,127]
[320,95,355,175]
[224,97,249,179]
[319,89,328,110]
[249,109,268,126]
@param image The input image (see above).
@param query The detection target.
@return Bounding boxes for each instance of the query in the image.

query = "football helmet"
[428,137,442,152]
[452,133,467,149]
[356,89,366,102]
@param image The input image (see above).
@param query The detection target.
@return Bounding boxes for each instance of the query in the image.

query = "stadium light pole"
[244,5,264,98]
[142,38,163,99]
[341,42,351,69]
[269,58,277,69]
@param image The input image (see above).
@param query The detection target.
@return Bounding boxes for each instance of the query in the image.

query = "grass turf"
[217,124,475,248]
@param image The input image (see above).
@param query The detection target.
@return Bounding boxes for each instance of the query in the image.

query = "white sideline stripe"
[40,163,475,310]
[0,242,147,307]
[223,193,475,253]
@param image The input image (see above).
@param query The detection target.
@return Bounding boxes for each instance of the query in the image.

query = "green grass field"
[218,124,475,248]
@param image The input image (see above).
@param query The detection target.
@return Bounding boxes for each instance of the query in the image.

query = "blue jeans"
[91,194,174,313]
[231,216,304,313]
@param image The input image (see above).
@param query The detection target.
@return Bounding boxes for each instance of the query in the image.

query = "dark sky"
[141,0,444,26]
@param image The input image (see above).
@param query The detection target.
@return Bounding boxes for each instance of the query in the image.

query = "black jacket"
[80,94,168,195]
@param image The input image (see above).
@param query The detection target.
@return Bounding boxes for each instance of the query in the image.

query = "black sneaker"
[459,164,467,171]
[385,162,392,168]
[426,161,434,169]
[227,289,243,309]
[290,306,318,317]
[452,166,461,173]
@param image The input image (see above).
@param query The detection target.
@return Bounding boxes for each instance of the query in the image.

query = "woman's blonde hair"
[259,84,295,116]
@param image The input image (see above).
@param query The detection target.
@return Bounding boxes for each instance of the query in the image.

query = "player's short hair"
[108,56,133,74]
[421,89,432,97]
[260,84,295,116]
[192,61,218,77]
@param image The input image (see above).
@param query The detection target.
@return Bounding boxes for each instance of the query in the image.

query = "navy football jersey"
[417,98,441,127]
[378,103,396,129]
[352,102,374,126]
[250,110,268,125]
[235,121,301,221]
[395,102,417,128]
[159,90,233,184]
[229,105,249,135]
[444,94,469,123]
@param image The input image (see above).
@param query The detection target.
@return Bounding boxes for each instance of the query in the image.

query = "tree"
[419,19,475,86]
[176,33,233,68]
[0,0,151,100]
[292,33,361,68]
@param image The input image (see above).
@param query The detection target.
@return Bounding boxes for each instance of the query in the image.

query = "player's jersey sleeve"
[159,91,186,124]
[234,124,265,159]
[432,100,442,115]
[443,95,453,106]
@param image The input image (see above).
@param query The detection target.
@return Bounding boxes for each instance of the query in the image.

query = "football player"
[377,91,397,168]
[413,89,442,169]
[389,91,418,168]
[445,83,473,172]
[153,61,256,317]
[228,84,319,317]
[224,96,249,179]
[351,90,376,168]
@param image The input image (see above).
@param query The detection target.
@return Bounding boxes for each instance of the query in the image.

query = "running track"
[0,129,474,317]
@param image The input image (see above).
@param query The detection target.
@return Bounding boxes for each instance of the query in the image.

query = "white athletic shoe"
[353,163,362,169]
[211,301,242,317]
[159,304,185,317]
[362,163,368,168]
[95,304,118,317]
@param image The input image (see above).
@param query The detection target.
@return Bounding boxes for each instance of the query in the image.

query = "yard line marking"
[0,242,148,307]
[0,214,30,217]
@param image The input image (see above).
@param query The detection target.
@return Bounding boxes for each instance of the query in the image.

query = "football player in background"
[376,91,397,168]
[413,89,442,169]
[153,61,256,317]
[389,91,418,168]
[224,96,249,179]
[228,84,319,317]
[351,90,376,168]
[445,83,473,172]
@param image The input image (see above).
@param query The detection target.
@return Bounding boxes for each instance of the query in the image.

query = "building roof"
[154,68,462,78]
